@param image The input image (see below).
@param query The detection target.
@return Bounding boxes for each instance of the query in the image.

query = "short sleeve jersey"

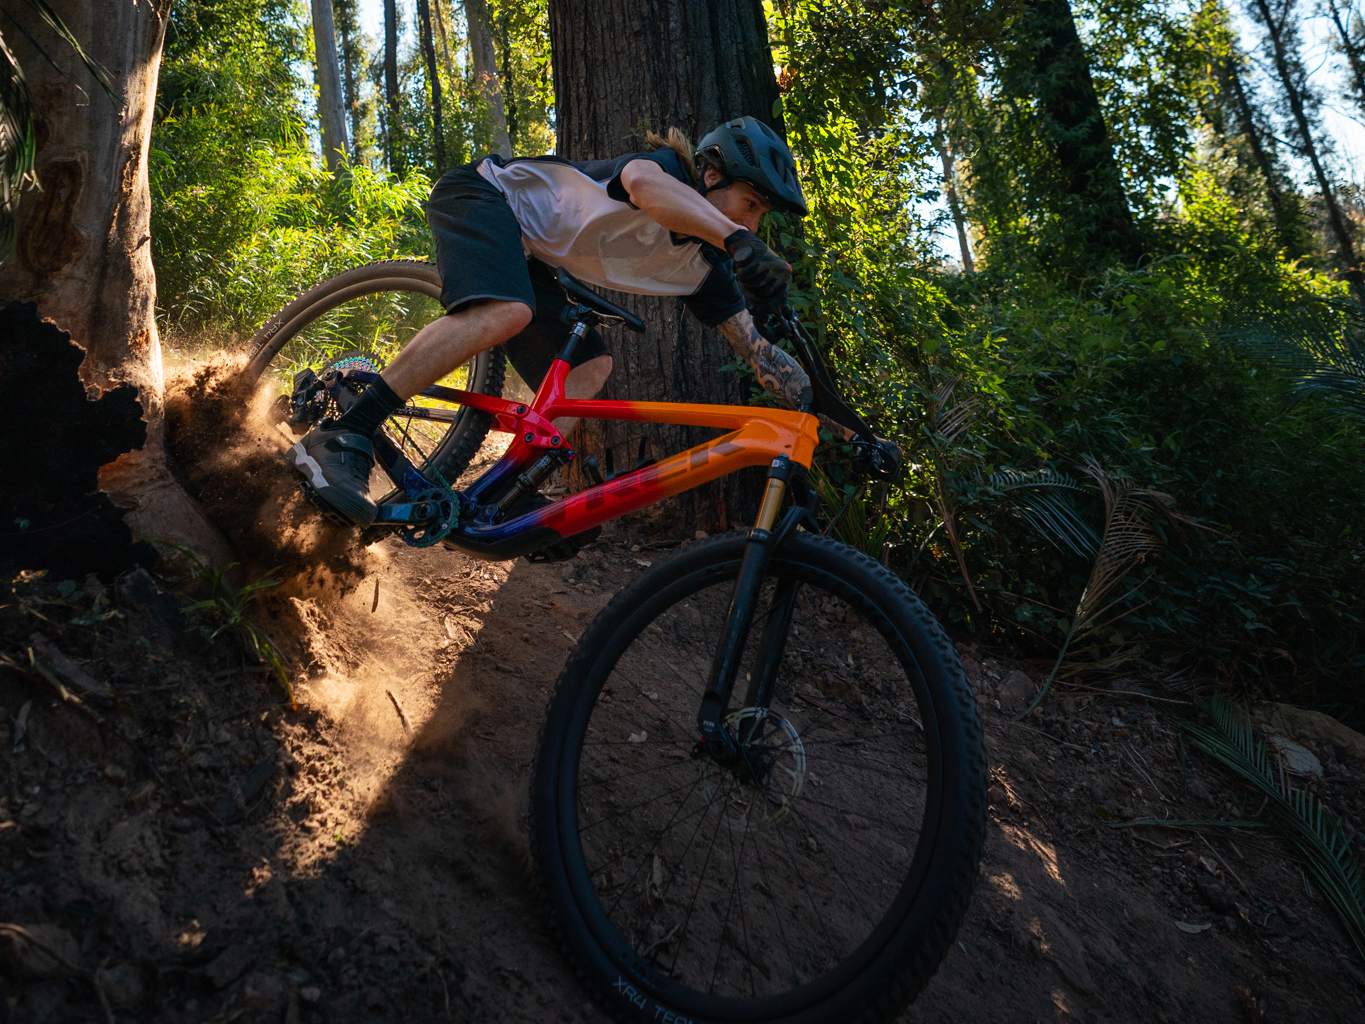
[476,149,746,327]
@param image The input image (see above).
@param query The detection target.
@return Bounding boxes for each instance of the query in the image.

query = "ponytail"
[644,127,699,184]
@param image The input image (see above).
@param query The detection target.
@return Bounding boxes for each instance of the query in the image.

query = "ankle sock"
[334,375,404,437]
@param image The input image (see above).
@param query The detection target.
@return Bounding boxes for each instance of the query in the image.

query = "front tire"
[533,531,986,1024]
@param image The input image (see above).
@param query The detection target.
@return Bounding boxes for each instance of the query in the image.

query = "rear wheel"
[243,259,505,484]
[533,531,986,1024]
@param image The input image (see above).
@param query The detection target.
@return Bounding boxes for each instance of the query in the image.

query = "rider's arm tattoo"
[715,311,854,440]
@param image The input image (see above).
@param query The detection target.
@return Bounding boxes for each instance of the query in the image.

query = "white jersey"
[474,151,744,325]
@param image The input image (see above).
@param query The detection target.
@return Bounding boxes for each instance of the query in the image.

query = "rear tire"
[532,531,986,1024]
[243,259,505,483]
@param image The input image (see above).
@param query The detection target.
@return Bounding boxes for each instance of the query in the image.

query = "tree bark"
[464,0,511,158]
[311,0,349,171]
[417,0,446,170]
[1,0,230,568]
[1252,0,1362,295]
[384,0,402,172]
[549,0,782,532]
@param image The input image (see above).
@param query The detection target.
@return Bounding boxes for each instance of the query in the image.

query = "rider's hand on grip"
[725,229,791,314]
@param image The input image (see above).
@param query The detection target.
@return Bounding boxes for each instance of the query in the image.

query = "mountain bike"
[243,262,987,1024]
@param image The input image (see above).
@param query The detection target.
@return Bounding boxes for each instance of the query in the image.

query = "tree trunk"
[1223,56,1293,249]
[1015,0,1137,259]
[549,0,782,533]
[498,9,518,151]
[417,0,446,171]
[1252,0,1363,296]
[311,0,349,171]
[1,0,231,570]
[384,0,402,173]
[935,119,974,273]
[1325,0,1365,111]
[464,0,511,158]
[336,0,363,163]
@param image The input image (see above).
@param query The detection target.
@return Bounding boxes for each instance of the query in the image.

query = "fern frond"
[1223,301,1365,416]
[1182,696,1365,961]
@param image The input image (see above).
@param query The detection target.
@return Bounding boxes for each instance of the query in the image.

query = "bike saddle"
[554,267,646,332]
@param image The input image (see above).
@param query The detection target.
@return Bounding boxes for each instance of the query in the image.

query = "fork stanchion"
[696,456,794,763]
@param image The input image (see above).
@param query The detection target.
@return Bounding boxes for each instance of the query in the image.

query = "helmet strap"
[700,174,735,198]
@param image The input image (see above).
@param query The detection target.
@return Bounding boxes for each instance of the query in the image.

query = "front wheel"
[533,531,986,1024]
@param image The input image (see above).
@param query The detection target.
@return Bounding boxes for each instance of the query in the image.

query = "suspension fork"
[697,456,810,759]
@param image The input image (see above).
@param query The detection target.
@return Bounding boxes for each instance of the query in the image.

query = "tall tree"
[1251,0,1362,295]
[1004,0,1138,261]
[334,0,365,163]
[1324,0,1365,109]
[417,0,446,170]
[465,0,512,157]
[548,0,782,530]
[1220,53,1297,249]
[1,0,229,567]
[311,0,349,170]
[384,0,402,172]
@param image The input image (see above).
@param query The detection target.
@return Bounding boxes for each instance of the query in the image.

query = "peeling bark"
[0,0,231,569]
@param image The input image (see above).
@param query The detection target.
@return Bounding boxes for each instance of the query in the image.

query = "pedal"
[297,480,357,528]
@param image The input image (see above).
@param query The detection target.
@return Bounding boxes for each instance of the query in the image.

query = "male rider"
[288,117,821,527]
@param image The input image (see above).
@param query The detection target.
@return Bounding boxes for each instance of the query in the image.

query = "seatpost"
[557,318,588,364]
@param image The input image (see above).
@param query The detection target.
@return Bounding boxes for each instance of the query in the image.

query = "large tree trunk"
[464,0,512,158]
[311,0,349,171]
[417,0,446,170]
[384,0,402,172]
[1252,0,1363,299]
[1,0,230,569]
[549,0,781,533]
[1011,0,1137,260]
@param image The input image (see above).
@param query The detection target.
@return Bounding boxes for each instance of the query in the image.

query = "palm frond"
[967,466,1100,558]
[1182,696,1365,961]
[21,0,118,101]
[1222,301,1365,416]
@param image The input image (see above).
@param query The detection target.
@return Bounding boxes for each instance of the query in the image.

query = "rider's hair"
[645,126,699,183]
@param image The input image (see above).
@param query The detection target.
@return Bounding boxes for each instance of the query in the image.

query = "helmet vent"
[733,135,757,167]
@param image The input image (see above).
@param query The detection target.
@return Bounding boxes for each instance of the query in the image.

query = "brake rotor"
[699,707,807,830]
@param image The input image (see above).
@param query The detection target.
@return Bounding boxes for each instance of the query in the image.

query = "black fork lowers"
[695,456,808,771]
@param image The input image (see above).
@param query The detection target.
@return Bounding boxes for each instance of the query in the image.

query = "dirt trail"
[3,409,1365,1022]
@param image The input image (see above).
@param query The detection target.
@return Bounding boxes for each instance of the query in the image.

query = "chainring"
[399,487,458,548]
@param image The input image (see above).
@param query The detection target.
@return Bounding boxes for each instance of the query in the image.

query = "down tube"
[532,430,794,539]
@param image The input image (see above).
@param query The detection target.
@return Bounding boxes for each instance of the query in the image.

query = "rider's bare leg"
[382,299,533,400]
[554,354,613,435]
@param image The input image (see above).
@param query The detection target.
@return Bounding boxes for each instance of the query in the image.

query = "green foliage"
[154,0,433,335]
[183,563,293,703]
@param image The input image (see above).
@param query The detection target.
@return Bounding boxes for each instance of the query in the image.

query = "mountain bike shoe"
[287,426,379,528]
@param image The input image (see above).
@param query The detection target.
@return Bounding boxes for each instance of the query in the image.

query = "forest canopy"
[143,0,1365,722]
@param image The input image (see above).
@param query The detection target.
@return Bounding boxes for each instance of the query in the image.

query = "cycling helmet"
[696,116,808,217]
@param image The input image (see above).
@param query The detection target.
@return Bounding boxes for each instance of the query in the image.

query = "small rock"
[1266,735,1323,778]
[996,670,1037,712]
[987,784,1007,805]
[300,986,322,1003]
[1195,875,1238,913]
[96,962,144,1009]
[103,763,127,783]
[693,530,709,540]
[205,943,257,990]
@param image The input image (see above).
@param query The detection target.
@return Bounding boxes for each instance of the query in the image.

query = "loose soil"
[3,370,1365,1023]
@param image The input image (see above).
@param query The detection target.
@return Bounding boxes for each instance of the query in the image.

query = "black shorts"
[427,158,609,389]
